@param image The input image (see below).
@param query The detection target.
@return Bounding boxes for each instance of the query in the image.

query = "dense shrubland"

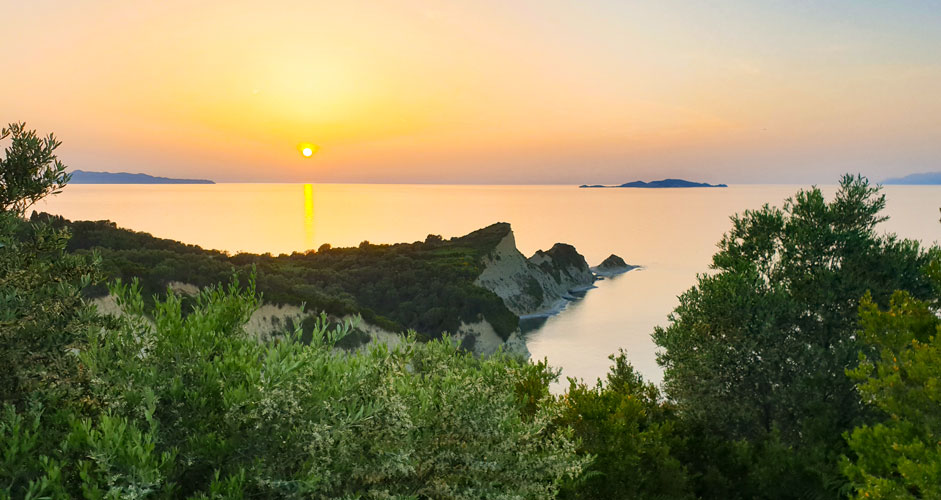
[556,352,693,500]
[1,209,586,498]
[2,123,939,498]
[39,214,520,340]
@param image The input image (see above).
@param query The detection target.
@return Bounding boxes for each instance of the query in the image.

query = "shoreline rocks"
[591,254,639,277]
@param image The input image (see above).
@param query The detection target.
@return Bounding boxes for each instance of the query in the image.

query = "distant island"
[882,172,941,185]
[70,170,215,184]
[579,178,727,188]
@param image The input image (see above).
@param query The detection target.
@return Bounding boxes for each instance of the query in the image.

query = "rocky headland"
[50,214,633,360]
[473,224,595,319]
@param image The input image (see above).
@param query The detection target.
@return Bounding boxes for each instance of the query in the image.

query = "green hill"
[35,213,520,340]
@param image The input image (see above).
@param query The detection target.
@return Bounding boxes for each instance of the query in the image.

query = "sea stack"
[591,254,638,277]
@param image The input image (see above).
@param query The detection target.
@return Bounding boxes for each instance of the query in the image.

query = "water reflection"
[303,184,314,251]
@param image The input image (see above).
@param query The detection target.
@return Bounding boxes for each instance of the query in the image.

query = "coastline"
[518,270,635,320]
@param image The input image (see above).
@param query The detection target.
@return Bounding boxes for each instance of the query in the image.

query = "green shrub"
[7,278,580,498]
[0,122,70,215]
[557,352,692,500]
[842,261,941,499]
[653,175,937,498]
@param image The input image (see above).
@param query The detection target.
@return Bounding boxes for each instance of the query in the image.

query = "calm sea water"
[36,184,941,386]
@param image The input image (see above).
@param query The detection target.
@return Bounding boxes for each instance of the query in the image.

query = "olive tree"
[654,175,936,498]
[0,124,102,498]
[1,122,71,215]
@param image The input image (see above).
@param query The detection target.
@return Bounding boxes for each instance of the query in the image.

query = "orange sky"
[3,1,940,183]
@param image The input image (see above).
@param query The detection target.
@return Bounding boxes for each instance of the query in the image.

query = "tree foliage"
[2,277,585,498]
[653,175,936,497]
[557,351,692,500]
[0,122,70,215]
[842,257,941,499]
[0,211,106,498]
[0,212,102,409]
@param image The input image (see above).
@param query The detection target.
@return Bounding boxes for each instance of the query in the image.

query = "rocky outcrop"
[245,303,307,342]
[529,243,595,290]
[591,254,638,277]
[474,224,595,318]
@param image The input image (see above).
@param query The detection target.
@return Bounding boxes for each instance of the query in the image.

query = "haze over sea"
[37,183,941,386]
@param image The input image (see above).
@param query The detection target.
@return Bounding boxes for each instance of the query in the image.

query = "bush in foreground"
[2,273,585,498]
[653,175,936,498]
[557,352,692,500]
[842,257,941,499]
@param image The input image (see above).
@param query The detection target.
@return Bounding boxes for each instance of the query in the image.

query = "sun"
[297,142,320,158]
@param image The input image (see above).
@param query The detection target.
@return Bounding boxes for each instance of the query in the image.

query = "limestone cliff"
[529,243,595,292]
[473,224,595,317]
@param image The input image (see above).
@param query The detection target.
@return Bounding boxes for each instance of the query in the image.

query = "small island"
[591,254,639,277]
[579,178,727,188]
[70,170,215,184]
[882,172,941,185]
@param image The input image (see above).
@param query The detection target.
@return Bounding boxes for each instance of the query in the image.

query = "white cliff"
[474,227,595,318]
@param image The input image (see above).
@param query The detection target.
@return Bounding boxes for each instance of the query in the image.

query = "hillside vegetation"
[38,214,521,340]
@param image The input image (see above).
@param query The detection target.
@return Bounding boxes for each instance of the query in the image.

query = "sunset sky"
[3,1,940,184]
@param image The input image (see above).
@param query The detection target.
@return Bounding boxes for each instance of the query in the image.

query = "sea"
[36,183,941,387]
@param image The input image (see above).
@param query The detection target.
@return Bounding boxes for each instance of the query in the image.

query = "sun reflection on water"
[303,184,314,250]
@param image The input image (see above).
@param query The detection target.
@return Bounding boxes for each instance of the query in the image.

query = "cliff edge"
[472,224,595,317]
